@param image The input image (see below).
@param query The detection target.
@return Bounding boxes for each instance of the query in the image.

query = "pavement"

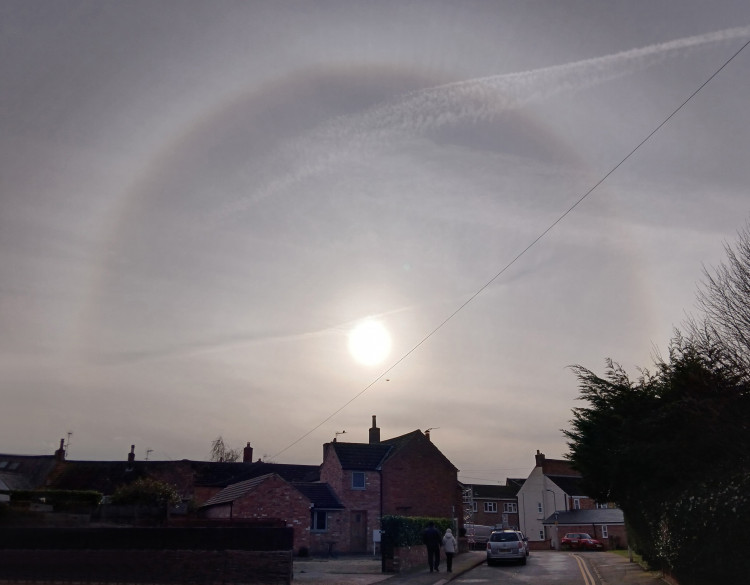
[293,550,670,585]
[293,551,485,585]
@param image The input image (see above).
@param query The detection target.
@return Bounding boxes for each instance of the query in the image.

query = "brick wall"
[320,450,381,554]
[0,549,293,584]
[201,475,343,556]
[382,436,460,519]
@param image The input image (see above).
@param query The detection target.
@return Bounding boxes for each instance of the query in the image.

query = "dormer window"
[352,471,366,490]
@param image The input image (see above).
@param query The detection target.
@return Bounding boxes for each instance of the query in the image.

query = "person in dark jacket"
[422,521,442,572]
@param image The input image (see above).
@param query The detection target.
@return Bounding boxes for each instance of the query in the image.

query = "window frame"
[503,502,518,513]
[351,471,366,490]
[484,501,498,513]
[311,509,327,532]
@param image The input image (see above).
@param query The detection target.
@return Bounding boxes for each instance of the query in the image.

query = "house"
[0,449,61,503]
[317,416,462,554]
[517,450,626,549]
[199,473,344,554]
[464,479,524,530]
[3,416,462,556]
[542,508,626,549]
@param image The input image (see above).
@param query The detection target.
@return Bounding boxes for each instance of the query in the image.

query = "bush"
[380,515,452,548]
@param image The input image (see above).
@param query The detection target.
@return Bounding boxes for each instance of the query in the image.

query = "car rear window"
[489,532,519,542]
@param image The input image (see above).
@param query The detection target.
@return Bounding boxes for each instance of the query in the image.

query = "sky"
[2,1,750,485]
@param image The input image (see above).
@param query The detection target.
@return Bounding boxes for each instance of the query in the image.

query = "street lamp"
[545,488,557,513]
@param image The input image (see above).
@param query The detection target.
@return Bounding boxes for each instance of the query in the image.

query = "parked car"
[464,523,494,547]
[486,530,527,565]
[560,533,604,550]
[516,531,530,556]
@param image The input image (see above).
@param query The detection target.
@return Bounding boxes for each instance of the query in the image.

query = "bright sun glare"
[348,320,392,366]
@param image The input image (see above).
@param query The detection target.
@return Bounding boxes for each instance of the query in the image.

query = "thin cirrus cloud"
[212,26,750,224]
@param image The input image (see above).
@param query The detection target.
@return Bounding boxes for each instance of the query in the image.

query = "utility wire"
[272,36,750,461]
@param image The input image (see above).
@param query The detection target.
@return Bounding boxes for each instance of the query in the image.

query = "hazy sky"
[2,1,750,484]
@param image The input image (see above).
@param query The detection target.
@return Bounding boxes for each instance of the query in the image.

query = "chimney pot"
[54,439,66,462]
[128,445,135,463]
[243,442,254,463]
[369,415,380,444]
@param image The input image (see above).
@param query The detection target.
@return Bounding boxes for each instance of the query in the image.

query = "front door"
[350,510,368,552]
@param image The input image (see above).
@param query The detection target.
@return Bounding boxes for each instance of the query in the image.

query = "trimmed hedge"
[8,490,102,511]
[380,515,453,547]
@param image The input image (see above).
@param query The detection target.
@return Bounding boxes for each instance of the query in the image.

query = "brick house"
[318,416,462,554]
[5,418,462,556]
[517,450,626,549]
[199,473,344,555]
[542,508,627,550]
[464,479,523,530]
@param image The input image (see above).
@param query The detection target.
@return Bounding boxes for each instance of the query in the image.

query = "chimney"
[425,429,431,442]
[369,415,380,444]
[243,442,254,463]
[128,445,135,464]
[54,438,66,462]
[535,450,545,468]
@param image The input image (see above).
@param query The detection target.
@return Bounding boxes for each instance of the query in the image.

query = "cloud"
[212,26,750,223]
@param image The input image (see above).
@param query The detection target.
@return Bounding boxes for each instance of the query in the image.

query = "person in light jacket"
[442,528,458,573]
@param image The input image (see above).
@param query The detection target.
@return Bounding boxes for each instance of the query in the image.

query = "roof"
[0,455,58,491]
[200,473,277,507]
[380,430,458,471]
[46,460,197,496]
[329,442,392,470]
[44,459,320,497]
[542,508,624,526]
[200,474,343,510]
[192,461,320,486]
[547,475,586,497]
[469,483,520,499]
[291,482,343,509]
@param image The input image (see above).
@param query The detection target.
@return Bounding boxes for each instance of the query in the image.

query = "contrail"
[212,26,750,223]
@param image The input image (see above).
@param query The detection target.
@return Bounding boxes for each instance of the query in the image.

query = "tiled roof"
[542,508,624,525]
[330,442,392,470]
[469,484,519,499]
[200,473,276,507]
[200,473,343,511]
[193,461,320,487]
[46,460,196,496]
[45,459,320,497]
[0,455,58,491]
[292,482,343,509]
[381,430,458,470]
[507,478,526,490]
[547,474,586,496]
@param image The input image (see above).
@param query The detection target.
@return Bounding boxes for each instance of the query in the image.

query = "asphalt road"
[294,550,667,585]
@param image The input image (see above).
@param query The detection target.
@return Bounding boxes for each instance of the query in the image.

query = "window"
[596,502,609,509]
[601,525,609,539]
[351,471,365,490]
[537,502,543,514]
[484,502,497,513]
[503,502,517,513]
[539,530,544,540]
[472,502,477,512]
[311,510,327,531]
[573,498,581,510]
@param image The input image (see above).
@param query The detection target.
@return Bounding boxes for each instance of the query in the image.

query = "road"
[453,550,666,585]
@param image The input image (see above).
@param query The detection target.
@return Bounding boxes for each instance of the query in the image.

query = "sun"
[348,320,392,366]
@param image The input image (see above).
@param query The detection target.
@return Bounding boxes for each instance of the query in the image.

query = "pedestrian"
[442,528,458,573]
[422,521,442,572]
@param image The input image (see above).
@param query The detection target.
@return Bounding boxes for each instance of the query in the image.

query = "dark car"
[560,532,604,550]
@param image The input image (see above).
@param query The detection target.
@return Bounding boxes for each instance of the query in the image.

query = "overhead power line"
[272,35,750,461]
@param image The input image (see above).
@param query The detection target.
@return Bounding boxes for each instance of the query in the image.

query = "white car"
[486,530,527,565]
